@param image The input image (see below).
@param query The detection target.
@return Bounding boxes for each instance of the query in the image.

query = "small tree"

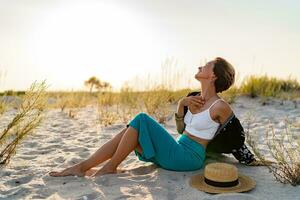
[84,76,101,93]
[96,81,112,93]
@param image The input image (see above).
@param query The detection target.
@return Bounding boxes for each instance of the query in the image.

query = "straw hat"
[190,162,256,194]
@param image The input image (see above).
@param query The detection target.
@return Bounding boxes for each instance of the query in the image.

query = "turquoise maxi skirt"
[127,112,206,171]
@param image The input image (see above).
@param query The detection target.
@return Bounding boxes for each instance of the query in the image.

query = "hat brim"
[189,173,256,194]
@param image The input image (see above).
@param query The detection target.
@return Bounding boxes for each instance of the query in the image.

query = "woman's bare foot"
[85,168,98,177]
[91,167,117,177]
[90,166,126,177]
[49,164,85,177]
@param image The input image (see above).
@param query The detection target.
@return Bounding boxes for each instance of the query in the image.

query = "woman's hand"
[179,96,205,109]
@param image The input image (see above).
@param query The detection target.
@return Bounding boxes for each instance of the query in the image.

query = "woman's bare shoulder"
[211,99,233,123]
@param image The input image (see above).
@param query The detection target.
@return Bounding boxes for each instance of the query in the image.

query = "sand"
[0,96,300,200]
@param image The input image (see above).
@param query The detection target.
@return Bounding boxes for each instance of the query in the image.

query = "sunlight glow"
[1,0,299,91]
[27,1,165,90]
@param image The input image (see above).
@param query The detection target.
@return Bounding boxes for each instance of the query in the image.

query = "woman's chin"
[194,75,201,81]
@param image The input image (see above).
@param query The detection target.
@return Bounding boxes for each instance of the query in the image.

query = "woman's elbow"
[176,126,185,134]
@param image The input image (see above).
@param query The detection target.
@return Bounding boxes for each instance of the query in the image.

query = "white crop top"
[184,99,222,140]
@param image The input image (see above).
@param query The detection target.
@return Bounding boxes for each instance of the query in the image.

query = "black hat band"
[204,177,239,188]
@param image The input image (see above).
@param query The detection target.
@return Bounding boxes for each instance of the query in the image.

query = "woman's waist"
[182,130,211,148]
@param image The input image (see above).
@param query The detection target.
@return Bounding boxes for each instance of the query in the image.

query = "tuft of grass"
[98,92,119,107]
[118,86,143,123]
[97,92,120,126]
[56,92,91,111]
[119,85,141,110]
[97,104,119,127]
[141,87,173,124]
[220,86,239,104]
[0,97,8,115]
[97,87,141,126]
[246,117,300,186]
[48,91,93,118]
[240,75,300,98]
[0,81,48,166]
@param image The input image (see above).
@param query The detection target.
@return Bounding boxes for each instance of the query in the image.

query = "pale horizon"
[0,0,299,91]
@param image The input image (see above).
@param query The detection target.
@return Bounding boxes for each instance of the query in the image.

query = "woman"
[50,57,244,177]
[176,90,259,166]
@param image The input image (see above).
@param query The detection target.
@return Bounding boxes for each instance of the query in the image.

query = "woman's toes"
[85,168,98,177]
[49,169,71,177]
[117,169,126,173]
[49,171,62,177]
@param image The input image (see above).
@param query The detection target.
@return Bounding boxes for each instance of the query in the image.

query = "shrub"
[220,86,240,104]
[240,75,300,98]
[0,81,48,166]
[142,88,173,124]
[246,117,300,186]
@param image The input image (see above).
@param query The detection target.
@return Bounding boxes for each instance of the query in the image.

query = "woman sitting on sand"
[50,57,257,177]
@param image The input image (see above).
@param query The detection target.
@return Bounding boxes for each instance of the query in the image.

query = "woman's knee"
[130,112,151,124]
[137,112,149,118]
[137,112,154,122]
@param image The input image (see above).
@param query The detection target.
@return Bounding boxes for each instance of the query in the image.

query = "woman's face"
[195,60,216,81]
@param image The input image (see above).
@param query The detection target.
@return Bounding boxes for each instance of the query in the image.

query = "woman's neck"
[200,84,217,101]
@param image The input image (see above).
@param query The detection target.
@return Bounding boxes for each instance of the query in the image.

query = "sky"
[0,0,299,91]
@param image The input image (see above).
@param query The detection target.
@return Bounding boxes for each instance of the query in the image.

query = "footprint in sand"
[99,133,113,140]
[1,186,31,198]
[53,156,66,163]
[63,146,89,153]
[78,151,90,158]
[38,144,64,150]
[17,155,37,160]
[65,157,84,165]
[26,149,55,155]
[46,138,65,144]
[126,164,157,176]
[23,141,39,148]
[4,176,34,187]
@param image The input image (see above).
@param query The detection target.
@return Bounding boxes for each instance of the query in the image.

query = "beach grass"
[0,95,8,114]
[7,75,295,123]
[1,75,299,128]
[47,75,300,110]
[0,81,48,166]
[219,86,240,104]
[240,75,300,98]
[246,117,300,186]
[141,88,173,124]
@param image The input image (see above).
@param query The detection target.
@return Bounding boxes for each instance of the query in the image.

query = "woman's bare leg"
[92,126,139,176]
[49,127,130,177]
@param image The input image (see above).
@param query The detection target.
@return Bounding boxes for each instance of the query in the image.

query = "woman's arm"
[175,100,186,134]
[175,95,205,134]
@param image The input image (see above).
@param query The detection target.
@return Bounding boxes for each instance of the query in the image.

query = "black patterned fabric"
[206,114,245,154]
[231,144,255,164]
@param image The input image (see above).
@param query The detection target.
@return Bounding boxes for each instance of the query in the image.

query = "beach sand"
[1,96,300,200]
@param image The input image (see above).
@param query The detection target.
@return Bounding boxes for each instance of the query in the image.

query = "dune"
[1,96,300,200]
